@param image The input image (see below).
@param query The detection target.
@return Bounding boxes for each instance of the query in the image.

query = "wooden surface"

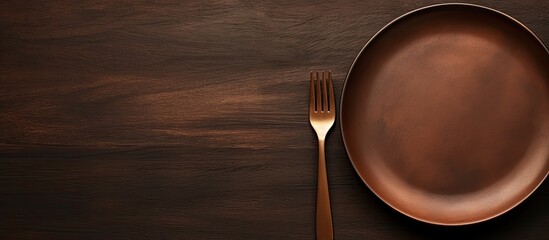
[0,1,547,239]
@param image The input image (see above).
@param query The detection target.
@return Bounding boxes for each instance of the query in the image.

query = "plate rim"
[339,2,549,226]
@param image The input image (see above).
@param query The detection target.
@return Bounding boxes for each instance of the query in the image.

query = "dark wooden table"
[1,1,547,239]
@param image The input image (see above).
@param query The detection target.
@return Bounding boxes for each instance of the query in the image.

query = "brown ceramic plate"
[340,3,549,225]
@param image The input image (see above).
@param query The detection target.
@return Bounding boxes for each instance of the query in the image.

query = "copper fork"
[309,71,335,240]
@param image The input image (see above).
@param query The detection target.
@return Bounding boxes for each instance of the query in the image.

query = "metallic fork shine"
[309,71,335,240]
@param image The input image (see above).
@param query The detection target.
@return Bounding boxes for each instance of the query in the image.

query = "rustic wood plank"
[0,1,547,239]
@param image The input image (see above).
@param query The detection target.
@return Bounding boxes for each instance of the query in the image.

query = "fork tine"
[316,72,321,112]
[322,71,328,112]
[310,72,315,113]
[328,71,335,112]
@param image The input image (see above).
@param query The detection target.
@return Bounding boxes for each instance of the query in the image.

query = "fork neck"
[316,133,327,142]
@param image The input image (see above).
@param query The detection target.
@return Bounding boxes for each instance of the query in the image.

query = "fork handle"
[316,139,333,240]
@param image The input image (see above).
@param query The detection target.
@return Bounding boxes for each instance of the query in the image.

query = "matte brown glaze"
[341,4,549,225]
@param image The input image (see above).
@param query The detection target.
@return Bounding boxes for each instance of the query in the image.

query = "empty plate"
[340,3,548,225]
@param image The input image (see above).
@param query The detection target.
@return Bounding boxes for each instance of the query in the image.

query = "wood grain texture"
[0,0,547,239]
